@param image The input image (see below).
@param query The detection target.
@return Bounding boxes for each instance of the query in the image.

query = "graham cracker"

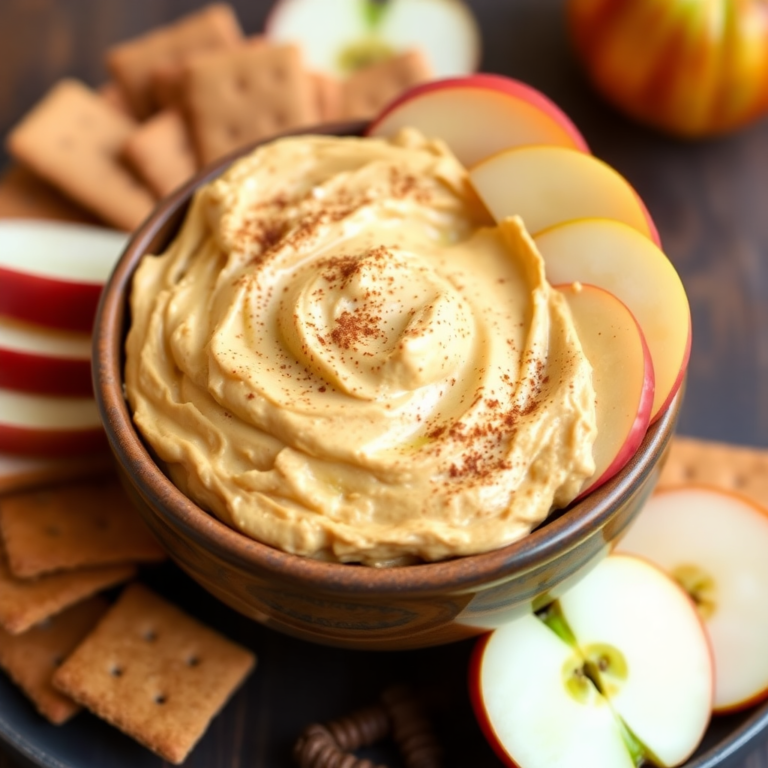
[659,435,768,509]
[340,50,432,120]
[106,3,243,119]
[0,478,166,579]
[53,583,256,764]
[0,550,135,635]
[97,81,136,118]
[0,596,108,724]
[0,165,99,225]
[0,452,113,497]
[5,79,156,231]
[311,71,343,123]
[122,110,198,198]
[182,43,318,165]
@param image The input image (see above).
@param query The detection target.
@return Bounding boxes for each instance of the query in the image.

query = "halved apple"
[470,554,713,768]
[468,145,660,246]
[534,219,690,422]
[0,220,127,333]
[266,0,480,78]
[617,485,768,714]
[0,387,105,457]
[367,74,589,166]
[0,316,92,397]
[556,283,654,496]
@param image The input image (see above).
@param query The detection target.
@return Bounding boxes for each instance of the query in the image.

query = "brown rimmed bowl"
[93,122,683,651]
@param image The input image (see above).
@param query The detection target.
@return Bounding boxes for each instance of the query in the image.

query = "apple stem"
[535,600,578,646]
[363,0,390,29]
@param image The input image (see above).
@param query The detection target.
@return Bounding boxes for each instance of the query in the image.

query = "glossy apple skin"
[568,0,768,137]
[0,347,92,396]
[367,73,590,156]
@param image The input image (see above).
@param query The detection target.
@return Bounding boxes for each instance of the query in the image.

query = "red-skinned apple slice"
[470,554,713,768]
[0,316,92,396]
[618,485,768,714]
[367,74,589,166]
[556,283,654,496]
[534,219,690,422]
[0,220,128,333]
[0,387,105,457]
[469,145,660,246]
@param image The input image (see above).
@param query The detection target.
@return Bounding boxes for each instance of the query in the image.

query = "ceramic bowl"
[93,122,683,651]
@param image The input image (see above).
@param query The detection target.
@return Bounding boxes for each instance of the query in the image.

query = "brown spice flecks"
[331,309,383,349]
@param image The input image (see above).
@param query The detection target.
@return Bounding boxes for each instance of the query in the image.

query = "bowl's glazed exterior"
[93,123,682,651]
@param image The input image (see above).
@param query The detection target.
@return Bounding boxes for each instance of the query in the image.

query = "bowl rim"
[93,121,681,598]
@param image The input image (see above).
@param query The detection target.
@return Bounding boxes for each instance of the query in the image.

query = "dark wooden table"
[2,0,768,766]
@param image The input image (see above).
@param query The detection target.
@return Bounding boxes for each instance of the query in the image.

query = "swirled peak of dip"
[125,129,597,566]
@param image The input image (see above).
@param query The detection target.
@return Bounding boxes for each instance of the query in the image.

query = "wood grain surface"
[2,0,768,767]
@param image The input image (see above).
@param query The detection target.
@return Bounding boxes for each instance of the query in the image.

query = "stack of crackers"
[1,2,433,232]
[0,475,255,764]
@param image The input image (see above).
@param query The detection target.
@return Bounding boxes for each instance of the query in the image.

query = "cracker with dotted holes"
[53,583,256,765]
[0,596,108,724]
[182,43,319,165]
[310,71,343,123]
[0,452,113,497]
[106,3,243,120]
[122,110,198,198]
[0,478,166,579]
[0,550,135,635]
[339,50,432,120]
[97,81,136,118]
[658,435,768,508]
[5,79,156,231]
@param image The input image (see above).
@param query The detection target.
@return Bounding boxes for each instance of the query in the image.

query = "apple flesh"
[470,554,713,768]
[0,220,127,333]
[468,145,660,246]
[0,316,92,396]
[0,387,105,457]
[618,485,768,713]
[534,218,690,423]
[367,74,589,167]
[556,283,654,496]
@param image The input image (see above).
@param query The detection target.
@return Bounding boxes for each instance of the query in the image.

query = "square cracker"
[107,3,243,119]
[122,110,198,198]
[53,583,256,764]
[659,435,768,508]
[0,478,166,579]
[0,551,135,635]
[311,71,343,123]
[340,49,432,120]
[0,596,108,724]
[0,451,113,497]
[5,79,156,231]
[183,43,319,165]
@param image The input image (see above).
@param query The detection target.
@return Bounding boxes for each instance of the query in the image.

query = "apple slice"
[471,554,713,768]
[0,220,128,333]
[469,145,660,246]
[556,283,654,496]
[534,219,690,422]
[0,450,113,495]
[0,316,92,396]
[367,74,589,166]
[266,0,480,78]
[0,387,105,457]
[617,486,768,714]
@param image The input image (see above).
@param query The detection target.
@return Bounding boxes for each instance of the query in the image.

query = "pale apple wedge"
[556,283,654,496]
[0,316,92,396]
[0,220,127,333]
[618,485,768,714]
[469,145,660,245]
[558,554,713,768]
[535,219,690,422]
[0,388,105,457]
[367,74,589,166]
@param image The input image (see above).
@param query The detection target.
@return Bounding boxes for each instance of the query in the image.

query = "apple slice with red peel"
[534,219,690,423]
[618,485,768,714]
[0,387,105,457]
[266,0,480,78]
[0,220,128,333]
[556,283,654,496]
[367,74,589,166]
[470,554,713,768]
[469,145,660,246]
[0,317,92,397]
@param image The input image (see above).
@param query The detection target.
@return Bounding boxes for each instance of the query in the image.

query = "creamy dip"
[125,129,597,566]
